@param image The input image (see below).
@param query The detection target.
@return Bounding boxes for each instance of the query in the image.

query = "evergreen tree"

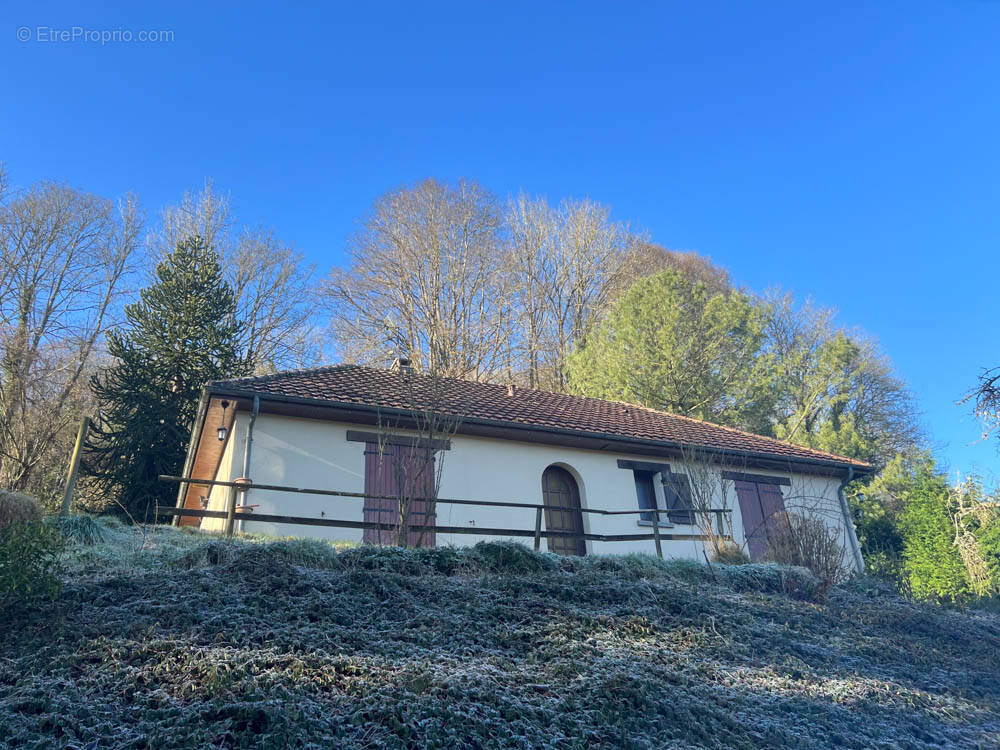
[898,459,971,602]
[564,270,775,432]
[88,236,247,521]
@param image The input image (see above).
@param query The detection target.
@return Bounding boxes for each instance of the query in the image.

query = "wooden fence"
[159,475,732,559]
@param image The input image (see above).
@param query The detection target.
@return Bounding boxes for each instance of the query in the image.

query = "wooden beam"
[161,506,724,543]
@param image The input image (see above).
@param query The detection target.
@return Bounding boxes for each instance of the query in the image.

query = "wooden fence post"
[224,485,239,537]
[534,507,543,551]
[651,508,663,559]
[60,416,91,517]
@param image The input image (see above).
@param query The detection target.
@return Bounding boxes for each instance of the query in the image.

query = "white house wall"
[202,412,859,571]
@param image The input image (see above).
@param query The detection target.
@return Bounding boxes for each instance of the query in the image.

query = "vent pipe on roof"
[391,356,414,375]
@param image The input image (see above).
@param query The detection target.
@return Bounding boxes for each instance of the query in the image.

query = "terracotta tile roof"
[210,364,871,471]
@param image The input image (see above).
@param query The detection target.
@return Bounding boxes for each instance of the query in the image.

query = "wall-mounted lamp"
[217,400,230,442]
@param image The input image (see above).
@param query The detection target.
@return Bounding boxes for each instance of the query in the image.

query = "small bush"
[257,538,341,570]
[55,515,110,546]
[763,513,850,595]
[711,541,751,565]
[172,539,244,569]
[0,490,41,529]
[0,521,66,600]
[470,541,559,574]
[717,563,823,601]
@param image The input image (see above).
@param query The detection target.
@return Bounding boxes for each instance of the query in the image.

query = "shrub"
[56,515,111,546]
[899,466,971,603]
[763,513,850,595]
[470,541,558,574]
[717,562,823,601]
[711,541,750,565]
[0,521,66,600]
[0,490,41,529]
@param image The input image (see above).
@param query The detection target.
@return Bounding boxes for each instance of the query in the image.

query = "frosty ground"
[1,518,998,749]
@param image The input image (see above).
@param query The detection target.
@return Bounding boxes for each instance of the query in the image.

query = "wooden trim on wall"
[616,459,670,473]
[345,430,452,451]
[720,470,791,486]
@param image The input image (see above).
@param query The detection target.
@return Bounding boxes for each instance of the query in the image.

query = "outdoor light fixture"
[217,400,230,442]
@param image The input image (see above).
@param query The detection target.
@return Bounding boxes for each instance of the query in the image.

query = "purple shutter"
[363,442,399,544]
[735,481,789,561]
[400,445,436,548]
[735,480,767,561]
[363,442,436,547]
[757,483,789,539]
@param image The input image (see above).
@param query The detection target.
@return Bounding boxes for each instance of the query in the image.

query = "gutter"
[204,385,874,478]
[837,466,866,574]
[236,394,260,534]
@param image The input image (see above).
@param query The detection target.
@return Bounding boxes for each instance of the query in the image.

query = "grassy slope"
[1,520,999,749]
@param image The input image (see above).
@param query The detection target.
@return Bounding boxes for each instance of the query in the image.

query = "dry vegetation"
[1,520,999,748]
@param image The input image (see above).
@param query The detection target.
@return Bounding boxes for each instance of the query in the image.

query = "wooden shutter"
[363,442,398,545]
[663,472,695,525]
[735,480,788,561]
[757,483,789,538]
[399,445,436,548]
[363,442,436,547]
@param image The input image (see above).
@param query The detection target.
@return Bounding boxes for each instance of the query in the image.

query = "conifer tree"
[88,236,248,521]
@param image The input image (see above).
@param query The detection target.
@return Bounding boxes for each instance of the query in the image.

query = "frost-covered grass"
[2,518,999,748]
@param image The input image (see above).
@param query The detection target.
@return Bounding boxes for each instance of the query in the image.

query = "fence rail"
[161,474,732,558]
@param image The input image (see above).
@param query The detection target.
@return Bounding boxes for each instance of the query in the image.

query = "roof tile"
[210,365,870,470]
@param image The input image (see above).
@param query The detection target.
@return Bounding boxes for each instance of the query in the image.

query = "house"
[174,362,871,570]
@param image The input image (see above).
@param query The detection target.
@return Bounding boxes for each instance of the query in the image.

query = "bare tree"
[502,194,640,391]
[674,446,739,560]
[613,241,732,300]
[153,184,321,373]
[0,180,142,500]
[327,179,511,380]
[229,227,321,373]
[765,289,921,467]
[965,367,1000,446]
[505,193,558,388]
[540,199,637,390]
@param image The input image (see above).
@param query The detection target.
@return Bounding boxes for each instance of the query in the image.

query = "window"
[633,470,658,522]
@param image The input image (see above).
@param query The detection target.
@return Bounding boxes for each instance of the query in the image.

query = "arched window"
[541,466,586,556]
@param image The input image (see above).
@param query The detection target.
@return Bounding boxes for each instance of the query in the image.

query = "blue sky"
[3,1,998,479]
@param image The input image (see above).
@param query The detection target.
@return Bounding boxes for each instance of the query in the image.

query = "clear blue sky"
[3,1,998,479]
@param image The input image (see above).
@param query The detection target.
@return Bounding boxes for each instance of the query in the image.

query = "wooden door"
[541,466,586,556]
[363,442,437,547]
[734,480,787,561]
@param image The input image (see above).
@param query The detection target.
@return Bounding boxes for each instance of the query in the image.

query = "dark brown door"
[363,442,436,547]
[734,480,787,561]
[541,466,586,556]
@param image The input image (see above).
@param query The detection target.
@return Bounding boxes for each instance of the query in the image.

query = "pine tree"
[88,236,248,521]
[898,460,971,602]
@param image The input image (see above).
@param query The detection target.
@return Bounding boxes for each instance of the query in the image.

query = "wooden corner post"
[60,416,91,517]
